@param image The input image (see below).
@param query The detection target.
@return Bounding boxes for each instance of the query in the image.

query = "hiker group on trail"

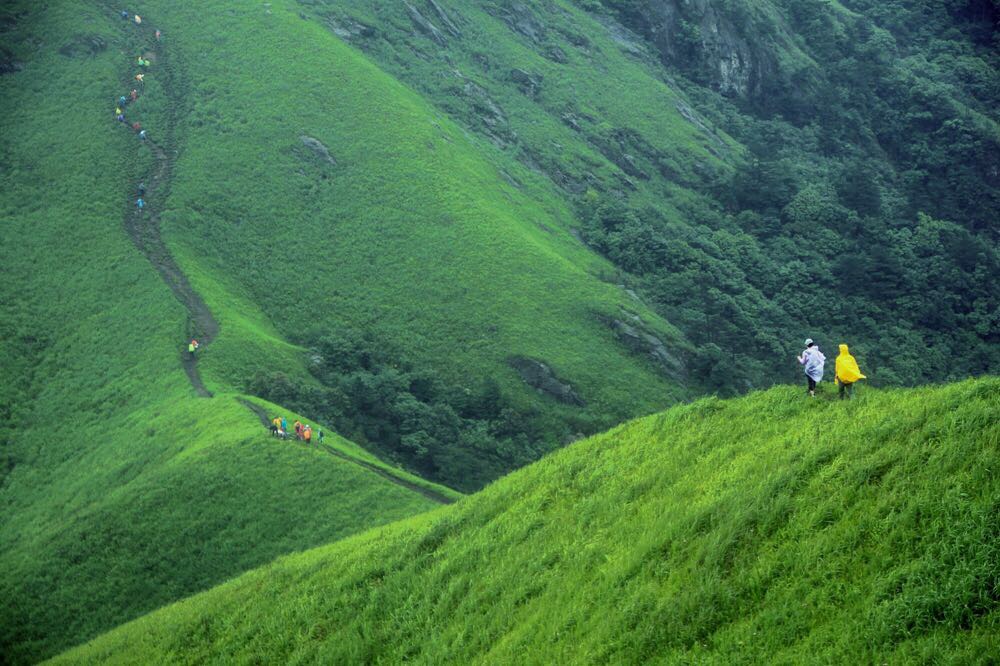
[797,339,867,399]
[269,415,324,444]
[118,10,201,361]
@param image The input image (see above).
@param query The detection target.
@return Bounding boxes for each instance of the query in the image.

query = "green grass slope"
[0,3,454,662]
[130,0,693,470]
[55,378,999,664]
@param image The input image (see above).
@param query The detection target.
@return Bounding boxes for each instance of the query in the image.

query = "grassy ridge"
[0,4,451,661]
[54,379,1000,663]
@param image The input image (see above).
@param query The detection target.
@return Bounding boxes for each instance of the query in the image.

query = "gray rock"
[323,15,376,41]
[509,356,585,406]
[561,113,582,132]
[605,316,683,376]
[545,45,568,63]
[404,1,445,45]
[299,135,337,165]
[462,80,515,146]
[616,0,780,99]
[507,2,545,42]
[675,100,728,153]
[510,68,542,97]
[426,0,461,37]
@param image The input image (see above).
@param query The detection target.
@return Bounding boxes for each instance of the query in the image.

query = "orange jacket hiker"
[303,427,312,443]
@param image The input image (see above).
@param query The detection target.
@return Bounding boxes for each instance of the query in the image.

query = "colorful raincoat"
[835,344,866,385]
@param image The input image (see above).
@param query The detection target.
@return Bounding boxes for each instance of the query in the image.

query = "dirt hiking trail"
[238,399,457,505]
[115,11,217,397]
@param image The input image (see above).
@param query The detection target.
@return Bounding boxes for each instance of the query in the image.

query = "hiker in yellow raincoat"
[835,344,866,400]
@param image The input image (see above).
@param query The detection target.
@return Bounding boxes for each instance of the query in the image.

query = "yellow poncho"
[835,344,866,384]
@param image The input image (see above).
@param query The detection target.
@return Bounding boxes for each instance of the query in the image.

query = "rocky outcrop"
[322,15,377,41]
[510,68,542,97]
[601,312,683,377]
[300,136,337,165]
[509,356,585,406]
[597,0,778,99]
[427,0,461,37]
[404,1,446,45]
[461,79,516,146]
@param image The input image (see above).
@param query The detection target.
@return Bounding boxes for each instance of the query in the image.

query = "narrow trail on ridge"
[238,399,457,505]
[115,11,218,397]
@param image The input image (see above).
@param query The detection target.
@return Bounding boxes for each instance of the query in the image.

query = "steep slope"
[307,0,1000,392]
[55,379,999,664]
[124,0,696,488]
[0,3,454,663]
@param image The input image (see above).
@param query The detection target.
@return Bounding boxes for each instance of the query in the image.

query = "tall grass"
[54,379,1000,664]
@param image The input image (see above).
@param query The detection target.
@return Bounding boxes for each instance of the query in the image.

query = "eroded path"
[115,11,217,397]
[238,399,456,505]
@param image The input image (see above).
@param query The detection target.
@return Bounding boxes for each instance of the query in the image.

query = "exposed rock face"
[509,356,585,406]
[601,313,683,377]
[510,68,542,97]
[323,15,377,41]
[300,136,337,165]
[461,79,516,146]
[602,0,777,99]
[404,1,446,45]
[427,0,461,37]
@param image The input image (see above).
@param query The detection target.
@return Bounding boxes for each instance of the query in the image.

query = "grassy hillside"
[0,3,454,662]
[308,0,999,392]
[129,0,696,486]
[55,378,999,664]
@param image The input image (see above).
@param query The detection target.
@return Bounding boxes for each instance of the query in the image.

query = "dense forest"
[583,0,999,392]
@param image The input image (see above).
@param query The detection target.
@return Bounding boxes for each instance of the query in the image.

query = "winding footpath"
[113,12,455,504]
[115,12,217,397]
[238,399,455,505]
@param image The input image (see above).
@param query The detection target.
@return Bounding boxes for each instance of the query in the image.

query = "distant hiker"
[118,95,127,106]
[137,182,146,196]
[303,426,313,444]
[120,10,128,20]
[134,14,142,24]
[114,106,123,117]
[835,344,866,400]
[188,339,199,357]
[797,339,825,397]
[139,129,147,141]
[318,428,324,444]
[132,121,141,132]
[130,88,138,101]
[135,197,145,211]
[280,416,288,434]
[116,113,126,123]
[155,30,162,41]
[294,420,303,440]
[269,417,279,437]
[135,73,144,85]
[137,56,145,67]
